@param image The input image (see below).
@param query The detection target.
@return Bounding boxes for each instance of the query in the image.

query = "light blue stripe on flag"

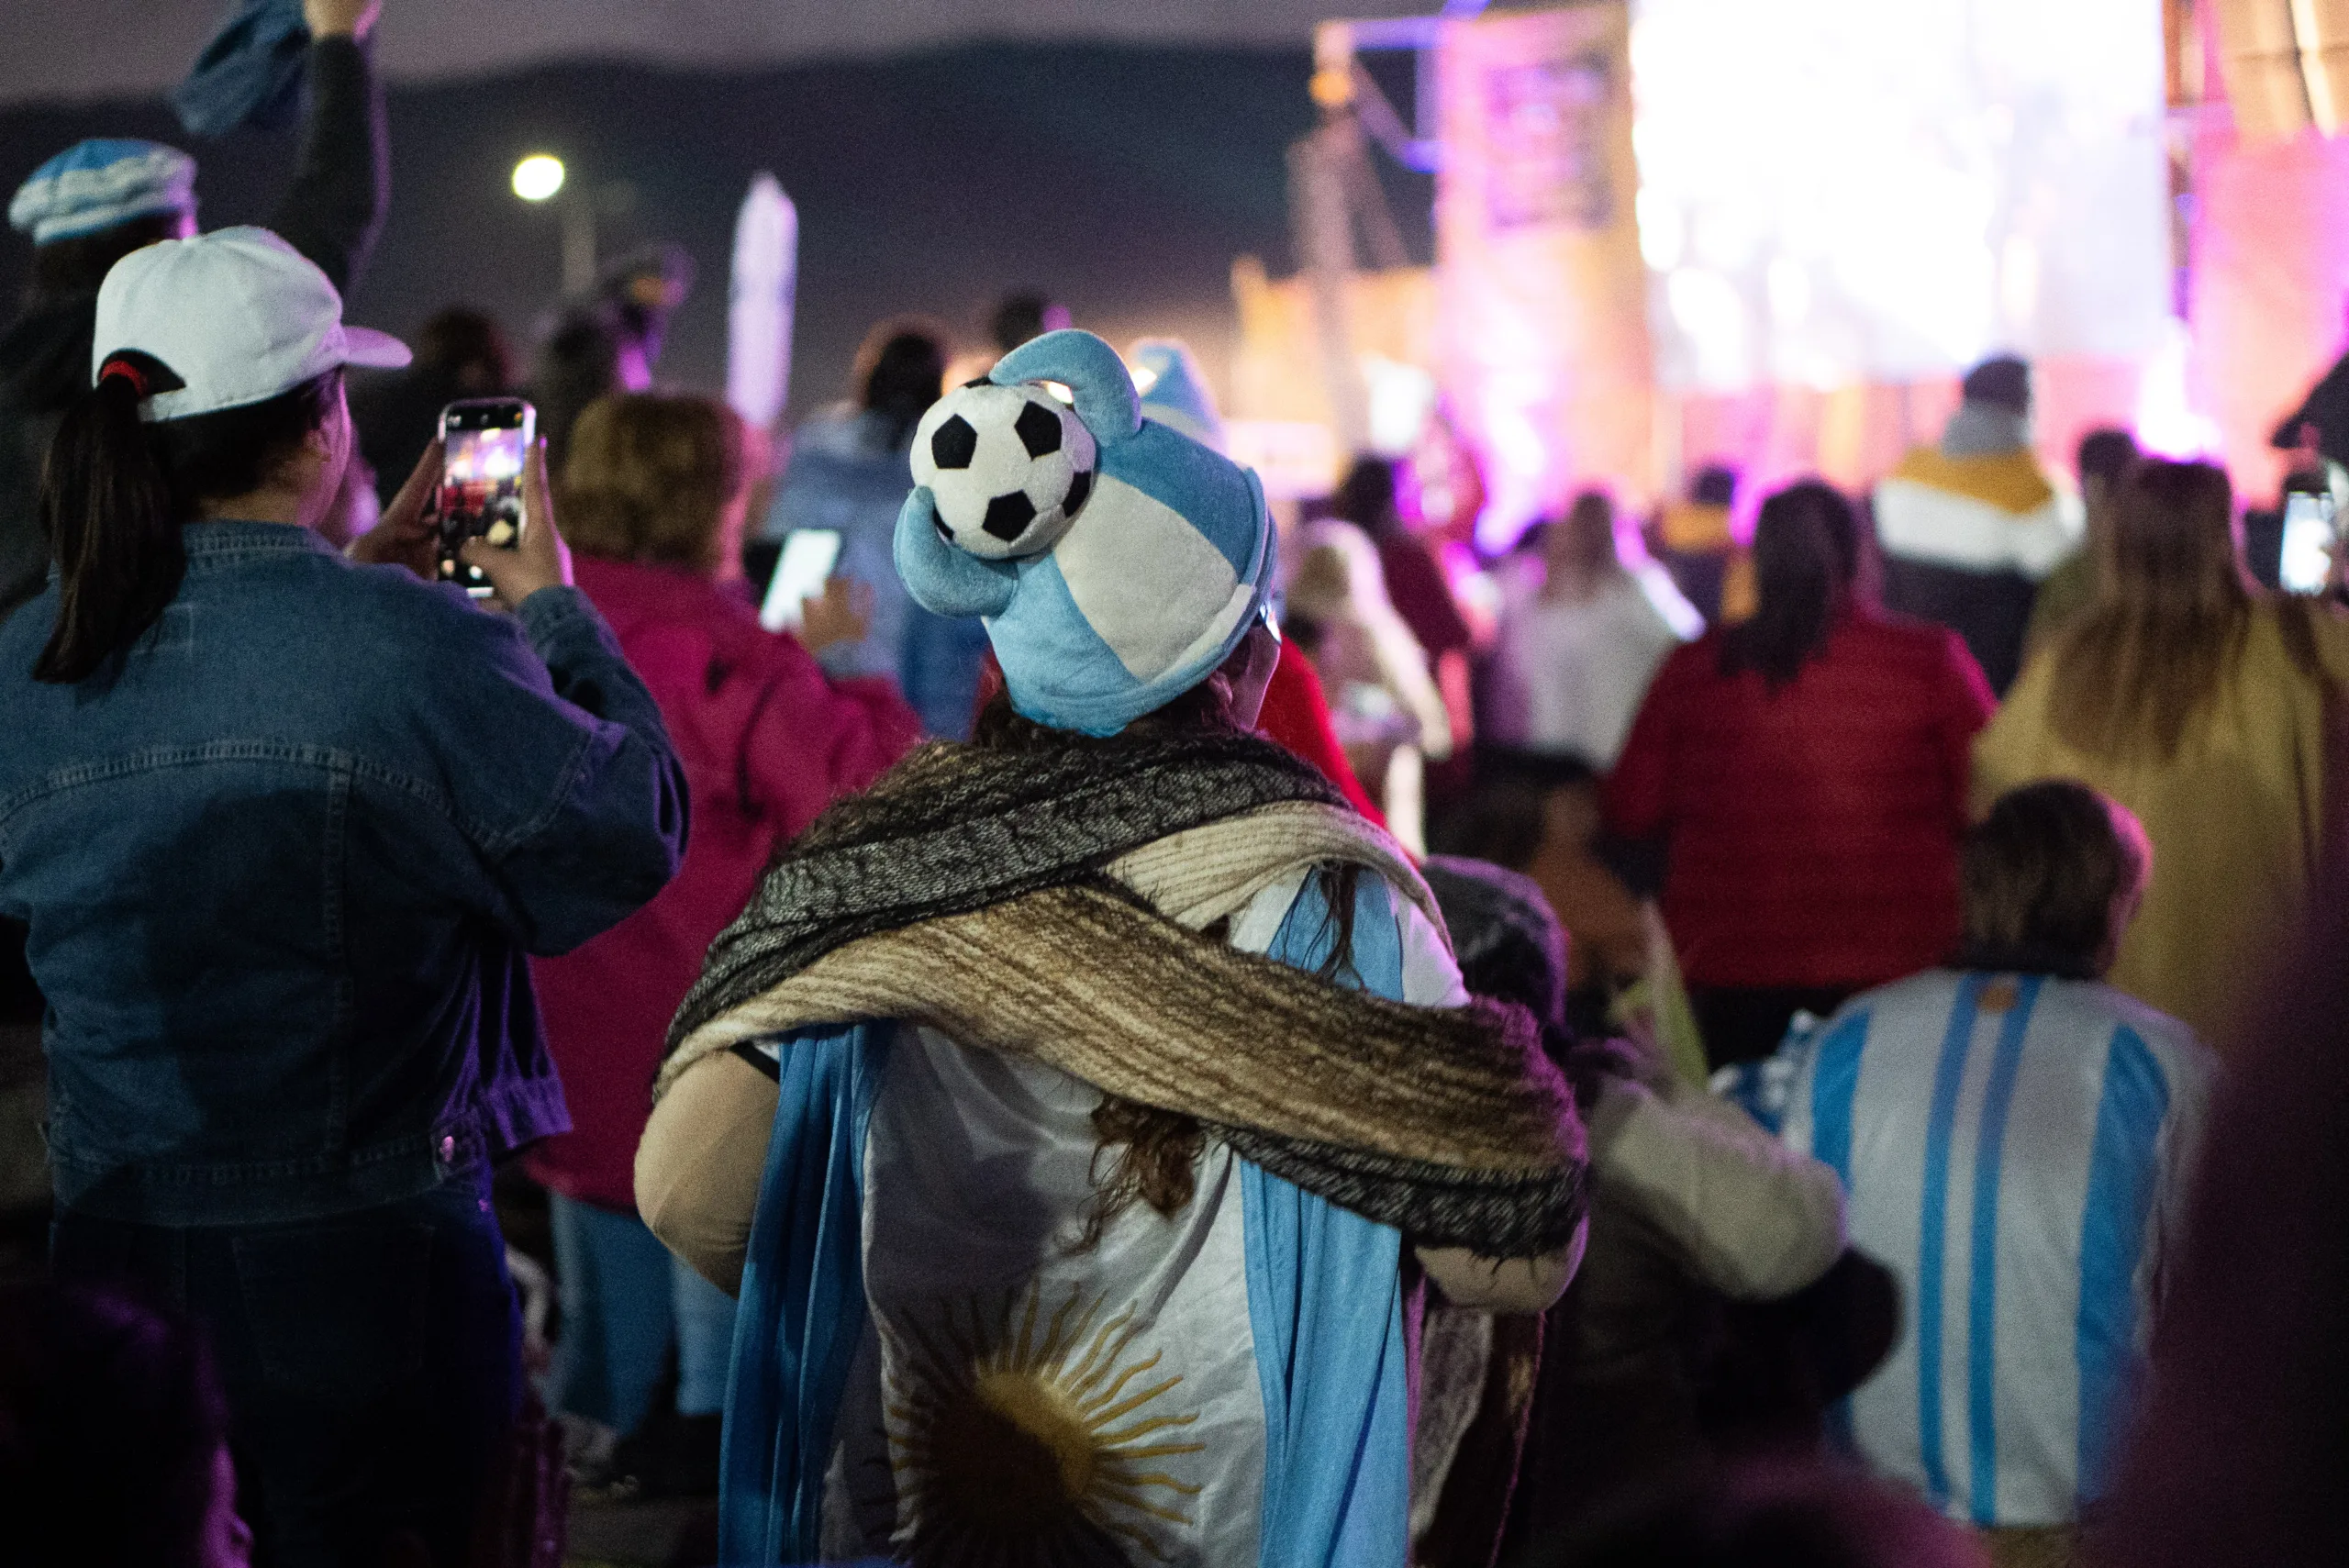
[1807,1007,1872,1456]
[2076,1026,2169,1507]
[1808,1009,1872,1184]
[1965,974,2043,1524]
[1916,973,1985,1508]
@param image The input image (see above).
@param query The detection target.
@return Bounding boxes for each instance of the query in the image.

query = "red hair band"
[96,355,151,397]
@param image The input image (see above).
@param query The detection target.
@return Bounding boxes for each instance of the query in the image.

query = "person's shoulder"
[2067,981,2213,1075]
[1851,611,1983,678]
[1852,967,1966,1013]
[1627,562,1705,639]
[1656,627,1724,673]
[1846,608,1954,653]
[2252,598,2349,682]
[0,587,59,699]
[1825,968,1967,1041]
[1876,443,1943,491]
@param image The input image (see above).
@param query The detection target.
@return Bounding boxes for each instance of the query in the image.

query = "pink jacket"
[525,556,919,1210]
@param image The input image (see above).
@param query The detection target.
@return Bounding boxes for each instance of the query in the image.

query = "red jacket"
[1259,639,1385,824]
[526,557,919,1210]
[1604,611,1992,990]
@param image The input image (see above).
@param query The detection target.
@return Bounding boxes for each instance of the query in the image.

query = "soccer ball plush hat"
[896,328,1274,737]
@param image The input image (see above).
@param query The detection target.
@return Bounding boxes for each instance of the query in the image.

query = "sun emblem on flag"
[879,1283,1207,1564]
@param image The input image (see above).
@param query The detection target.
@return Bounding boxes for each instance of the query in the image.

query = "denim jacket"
[0,523,687,1225]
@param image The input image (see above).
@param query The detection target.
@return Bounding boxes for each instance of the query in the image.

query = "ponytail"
[1719,479,1861,689]
[34,357,183,684]
[32,360,340,685]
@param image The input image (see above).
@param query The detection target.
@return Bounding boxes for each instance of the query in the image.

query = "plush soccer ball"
[911,380,1098,560]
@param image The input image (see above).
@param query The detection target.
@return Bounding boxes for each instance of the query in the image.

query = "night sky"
[0,43,1434,424]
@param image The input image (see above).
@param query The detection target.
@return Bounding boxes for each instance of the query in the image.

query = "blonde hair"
[1285,520,1453,759]
[560,393,746,573]
[2048,459,2255,762]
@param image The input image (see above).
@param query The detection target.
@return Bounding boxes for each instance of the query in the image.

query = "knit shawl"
[663,729,1586,1256]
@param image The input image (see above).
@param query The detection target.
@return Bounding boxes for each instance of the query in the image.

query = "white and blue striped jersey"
[1731,970,2212,1528]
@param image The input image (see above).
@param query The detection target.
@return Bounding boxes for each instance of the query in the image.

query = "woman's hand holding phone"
[347,437,442,577]
[458,438,573,610]
[796,576,874,654]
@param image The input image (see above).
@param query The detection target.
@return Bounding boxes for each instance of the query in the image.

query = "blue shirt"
[1726,970,2212,1527]
[0,523,686,1225]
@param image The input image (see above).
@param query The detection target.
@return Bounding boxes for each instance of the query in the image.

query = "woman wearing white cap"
[0,227,686,1563]
[0,0,389,626]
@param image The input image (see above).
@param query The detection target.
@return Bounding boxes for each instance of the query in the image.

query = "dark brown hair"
[851,317,951,450]
[412,306,513,388]
[1718,479,1861,689]
[1956,779,2149,978]
[35,361,341,684]
[22,213,182,305]
[561,393,747,573]
[1330,454,1402,540]
[2047,459,2281,763]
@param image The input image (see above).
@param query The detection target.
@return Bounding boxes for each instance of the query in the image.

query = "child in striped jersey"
[1724,781,2212,1562]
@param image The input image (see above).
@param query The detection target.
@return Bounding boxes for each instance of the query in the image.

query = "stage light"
[511,154,566,203]
[1631,0,2169,391]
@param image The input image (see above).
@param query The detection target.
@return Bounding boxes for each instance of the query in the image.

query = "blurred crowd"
[2,6,2345,1568]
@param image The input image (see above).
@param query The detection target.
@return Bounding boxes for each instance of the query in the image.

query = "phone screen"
[759,529,844,631]
[438,401,534,597]
[2279,490,2337,595]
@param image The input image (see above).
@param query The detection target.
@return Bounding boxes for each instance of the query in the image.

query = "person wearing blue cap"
[637,330,1590,1565]
[0,0,388,627]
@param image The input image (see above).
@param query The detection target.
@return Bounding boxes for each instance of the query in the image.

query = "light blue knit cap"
[894,329,1275,737]
[9,139,196,245]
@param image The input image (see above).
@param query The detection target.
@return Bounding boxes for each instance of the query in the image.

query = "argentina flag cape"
[718,870,1432,1566]
[1727,971,2212,1527]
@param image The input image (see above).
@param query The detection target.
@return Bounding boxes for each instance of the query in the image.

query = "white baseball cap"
[91,225,410,422]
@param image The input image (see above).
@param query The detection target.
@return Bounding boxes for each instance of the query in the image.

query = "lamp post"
[512,153,596,295]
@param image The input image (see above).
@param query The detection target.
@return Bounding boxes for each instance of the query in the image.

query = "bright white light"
[1767,258,1812,324]
[1636,188,1684,270]
[1665,267,1752,389]
[1362,355,1438,457]
[1631,0,2169,392]
[2133,319,2222,459]
[511,154,566,202]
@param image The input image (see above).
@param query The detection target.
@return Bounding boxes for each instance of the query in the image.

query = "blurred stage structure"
[1229,0,2349,541]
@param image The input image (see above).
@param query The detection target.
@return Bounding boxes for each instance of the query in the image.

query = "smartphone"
[2278,488,2338,595]
[436,399,536,598]
[758,528,844,632]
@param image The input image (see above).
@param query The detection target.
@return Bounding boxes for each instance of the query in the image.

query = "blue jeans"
[50,1173,518,1568]
[546,1191,737,1431]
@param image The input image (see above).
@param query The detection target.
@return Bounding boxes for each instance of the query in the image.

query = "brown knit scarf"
[662,728,1586,1256]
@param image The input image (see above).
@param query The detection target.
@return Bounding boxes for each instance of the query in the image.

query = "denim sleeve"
[437,586,687,955]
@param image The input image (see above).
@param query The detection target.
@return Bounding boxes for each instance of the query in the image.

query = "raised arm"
[391,439,687,953]
[269,0,388,290]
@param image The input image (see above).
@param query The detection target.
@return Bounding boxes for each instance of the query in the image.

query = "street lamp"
[512,153,596,295]
[511,153,565,202]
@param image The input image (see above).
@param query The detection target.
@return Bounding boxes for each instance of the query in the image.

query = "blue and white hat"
[895,329,1275,737]
[8,139,197,245]
[1130,337,1227,455]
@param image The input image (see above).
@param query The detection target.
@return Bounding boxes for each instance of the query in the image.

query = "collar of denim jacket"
[179,519,342,562]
